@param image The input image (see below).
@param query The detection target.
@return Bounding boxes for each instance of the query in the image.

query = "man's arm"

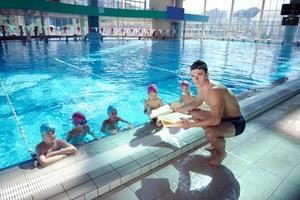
[176,96,204,113]
[180,90,223,128]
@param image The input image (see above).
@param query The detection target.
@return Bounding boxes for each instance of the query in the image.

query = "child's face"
[73,121,87,126]
[109,110,118,119]
[181,85,189,92]
[43,131,56,143]
[149,92,157,98]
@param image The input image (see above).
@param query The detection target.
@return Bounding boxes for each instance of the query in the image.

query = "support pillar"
[88,0,99,32]
[183,20,186,39]
[23,10,31,42]
[72,18,77,35]
[149,0,183,39]
[256,0,266,39]
[41,12,46,37]
[174,0,183,38]
[200,0,207,40]
[283,0,300,43]
[88,16,99,33]
[86,0,102,40]
[80,17,85,35]
[227,0,234,39]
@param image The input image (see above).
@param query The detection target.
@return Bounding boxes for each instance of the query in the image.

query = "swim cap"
[107,105,117,115]
[72,112,87,124]
[148,84,158,94]
[180,80,190,87]
[40,123,55,136]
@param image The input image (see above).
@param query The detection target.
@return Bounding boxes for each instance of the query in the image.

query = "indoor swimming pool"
[0,39,300,169]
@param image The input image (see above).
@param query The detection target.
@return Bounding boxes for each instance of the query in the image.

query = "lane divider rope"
[55,58,189,78]
[0,79,34,158]
[55,58,103,79]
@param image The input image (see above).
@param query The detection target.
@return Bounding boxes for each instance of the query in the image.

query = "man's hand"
[179,118,191,130]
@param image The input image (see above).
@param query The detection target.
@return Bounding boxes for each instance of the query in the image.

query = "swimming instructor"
[176,60,246,167]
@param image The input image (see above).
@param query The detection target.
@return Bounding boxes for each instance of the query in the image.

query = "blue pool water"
[0,39,300,169]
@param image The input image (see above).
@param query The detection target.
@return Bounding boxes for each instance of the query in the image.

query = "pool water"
[0,39,300,169]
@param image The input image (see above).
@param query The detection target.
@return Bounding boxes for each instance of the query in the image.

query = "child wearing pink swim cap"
[144,84,163,127]
[179,80,195,105]
[67,112,98,145]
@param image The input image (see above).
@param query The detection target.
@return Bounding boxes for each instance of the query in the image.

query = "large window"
[205,0,232,39]
[99,16,152,36]
[261,0,290,40]
[101,0,147,10]
[230,0,262,39]
[183,0,300,41]
[183,0,205,14]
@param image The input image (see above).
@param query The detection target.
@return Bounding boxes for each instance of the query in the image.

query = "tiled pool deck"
[1,78,300,200]
[101,89,300,200]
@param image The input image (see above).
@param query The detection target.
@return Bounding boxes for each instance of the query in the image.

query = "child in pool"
[144,84,163,127]
[101,105,133,135]
[171,81,209,112]
[179,80,195,105]
[67,112,98,145]
[36,123,76,167]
